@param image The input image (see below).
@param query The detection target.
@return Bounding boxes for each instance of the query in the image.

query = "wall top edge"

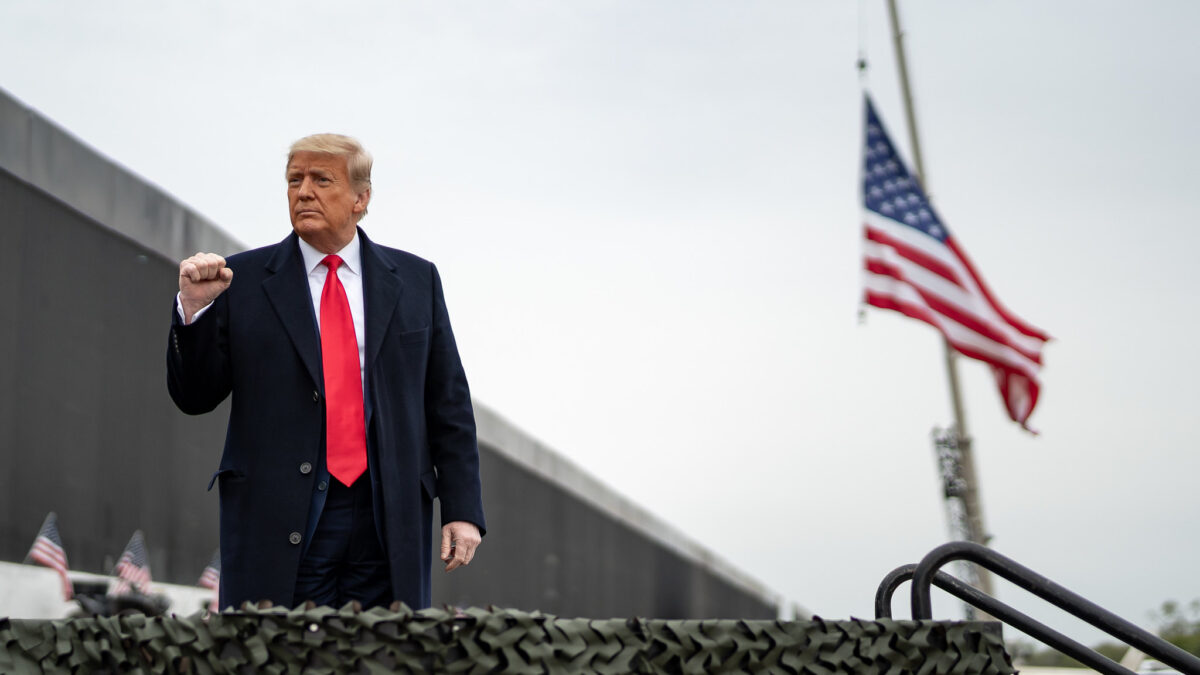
[0,86,243,263]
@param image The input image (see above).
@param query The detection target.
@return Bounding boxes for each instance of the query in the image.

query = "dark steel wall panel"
[0,167,227,583]
[432,443,775,618]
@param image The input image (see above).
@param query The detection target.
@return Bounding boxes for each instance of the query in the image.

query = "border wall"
[0,86,779,620]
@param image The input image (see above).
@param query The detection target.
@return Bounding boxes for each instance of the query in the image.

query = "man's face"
[286,151,369,253]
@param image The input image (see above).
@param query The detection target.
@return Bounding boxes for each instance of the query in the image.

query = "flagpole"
[885,0,995,600]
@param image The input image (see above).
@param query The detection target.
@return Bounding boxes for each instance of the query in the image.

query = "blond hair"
[287,134,373,216]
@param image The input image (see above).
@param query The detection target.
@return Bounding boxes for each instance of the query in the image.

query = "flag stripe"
[864,216,1046,357]
[864,226,963,287]
[863,256,1043,366]
[110,531,152,596]
[864,276,1041,380]
[30,542,67,568]
[863,289,938,327]
[945,237,1051,341]
[26,513,73,601]
[197,549,221,611]
[865,287,1043,387]
[199,569,219,589]
[863,238,987,330]
[863,251,1045,369]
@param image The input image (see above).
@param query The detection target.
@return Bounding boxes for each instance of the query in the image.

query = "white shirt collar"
[297,229,362,277]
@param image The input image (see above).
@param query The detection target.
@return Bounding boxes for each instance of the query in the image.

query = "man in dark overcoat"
[167,134,485,610]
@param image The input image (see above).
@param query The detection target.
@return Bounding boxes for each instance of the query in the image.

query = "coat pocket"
[207,467,245,491]
[398,326,430,345]
[420,469,438,500]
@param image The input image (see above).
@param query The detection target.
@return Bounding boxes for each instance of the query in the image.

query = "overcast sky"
[3,0,1197,646]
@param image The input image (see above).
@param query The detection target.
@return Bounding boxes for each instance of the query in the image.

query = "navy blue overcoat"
[167,228,485,610]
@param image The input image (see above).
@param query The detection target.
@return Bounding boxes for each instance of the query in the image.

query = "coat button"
[289,532,302,545]
[299,462,313,475]
[317,480,328,492]
[312,390,319,402]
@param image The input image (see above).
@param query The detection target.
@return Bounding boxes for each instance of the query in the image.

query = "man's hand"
[179,252,233,323]
[441,521,481,572]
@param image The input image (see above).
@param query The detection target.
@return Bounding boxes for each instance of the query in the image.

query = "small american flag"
[109,530,153,596]
[861,95,1050,430]
[197,550,220,612]
[26,512,72,600]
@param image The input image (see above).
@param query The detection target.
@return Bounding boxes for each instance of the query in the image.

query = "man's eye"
[317,178,331,185]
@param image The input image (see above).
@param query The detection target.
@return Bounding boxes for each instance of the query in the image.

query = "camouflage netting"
[0,604,1015,674]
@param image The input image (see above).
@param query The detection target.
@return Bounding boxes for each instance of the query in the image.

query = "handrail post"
[874,564,917,619]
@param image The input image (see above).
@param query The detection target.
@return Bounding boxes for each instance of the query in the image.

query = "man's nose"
[297,177,315,198]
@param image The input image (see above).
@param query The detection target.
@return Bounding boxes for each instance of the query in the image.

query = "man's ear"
[354,188,371,215]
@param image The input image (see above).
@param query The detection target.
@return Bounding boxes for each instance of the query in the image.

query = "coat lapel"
[360,228,403,370]
[261,233,323,390]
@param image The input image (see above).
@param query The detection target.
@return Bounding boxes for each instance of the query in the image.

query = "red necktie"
[320,255,367,486]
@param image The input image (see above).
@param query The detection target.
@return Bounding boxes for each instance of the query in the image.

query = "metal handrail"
[877,564,1136,675]
[876,541,1200,675]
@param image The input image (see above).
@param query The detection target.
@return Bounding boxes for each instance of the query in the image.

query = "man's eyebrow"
[286,167,334,177]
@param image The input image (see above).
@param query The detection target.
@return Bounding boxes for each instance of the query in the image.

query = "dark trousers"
[294,477,392,609]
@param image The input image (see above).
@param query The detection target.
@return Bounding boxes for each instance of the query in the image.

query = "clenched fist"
[179,252,233,323]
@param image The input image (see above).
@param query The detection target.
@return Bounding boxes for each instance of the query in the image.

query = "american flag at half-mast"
[26,512,73,600]
[109,530,152,596]
[198,550,220,612]
[861,94,1050,430]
